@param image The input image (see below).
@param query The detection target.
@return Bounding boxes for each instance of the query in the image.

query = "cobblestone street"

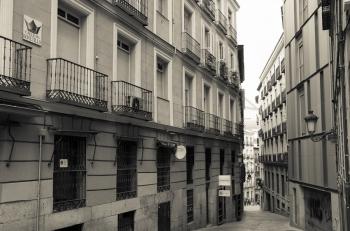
[197,206,301,231]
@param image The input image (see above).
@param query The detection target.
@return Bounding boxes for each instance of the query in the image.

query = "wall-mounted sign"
[59,159,68,168]
[23,15,42,46]
[218,175,231,186]
[218,190,231,197]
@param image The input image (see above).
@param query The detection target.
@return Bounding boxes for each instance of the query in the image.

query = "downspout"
[36,134,44,231]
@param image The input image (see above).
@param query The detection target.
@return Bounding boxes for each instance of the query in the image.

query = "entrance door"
[158,201,170,231]
[217,193,225,225]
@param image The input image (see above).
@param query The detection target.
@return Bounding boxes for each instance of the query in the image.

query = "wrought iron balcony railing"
[217,9,227,34]
[182,32,200,64]
[227,25,237,44]
[228,71,240,89]
[201,49,216,74]
[218,60,228,81]
[200,0,215,21]
[223,119,233,136]
[205,113,221,134]
[184,106,205,131]
[111,81,152,121]
[0,36,32,96]
[47,58,108,111]
[114,0,148,25]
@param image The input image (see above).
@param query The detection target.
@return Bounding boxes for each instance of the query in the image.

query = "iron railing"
[227,25,237,44]
[223,119,233,136]
[111,81,152,121]
[47,58,108,111]
[234,122,244,140]
[184,106,205,131]
[116,141,137,200]
[205,113,221,134]
[53,136,86,213]
[182,32,200,63]
[217,9,227,34]
[201,0,215,21]
[0,35,31,95]
[218,60,228,81]
[114,0,148,25]
[201,49,216,74]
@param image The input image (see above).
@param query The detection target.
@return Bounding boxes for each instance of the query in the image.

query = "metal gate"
[158,201,171,231]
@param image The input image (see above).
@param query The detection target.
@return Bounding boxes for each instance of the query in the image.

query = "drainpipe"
[36,134,44,231]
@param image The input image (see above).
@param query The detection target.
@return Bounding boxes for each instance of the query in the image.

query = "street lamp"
[304,110,337,142]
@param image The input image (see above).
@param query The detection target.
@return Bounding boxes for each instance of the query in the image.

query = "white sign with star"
[23,15,42,46]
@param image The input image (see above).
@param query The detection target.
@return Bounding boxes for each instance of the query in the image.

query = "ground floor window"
[118,211,135,231]
[187,189,194,223]
[157,145,171,192]
[53,135,86,212]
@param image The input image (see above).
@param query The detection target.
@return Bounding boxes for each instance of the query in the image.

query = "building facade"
[257,34,289,217]
[243,130,259,205]
[283,0,340,230]
[0,0,245,230]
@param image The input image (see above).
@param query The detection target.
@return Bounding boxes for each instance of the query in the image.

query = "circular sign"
[175,145,187,159]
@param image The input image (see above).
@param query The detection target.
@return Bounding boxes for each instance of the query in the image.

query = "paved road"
[196,206,301,231]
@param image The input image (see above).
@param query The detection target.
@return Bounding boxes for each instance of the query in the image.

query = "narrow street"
[197,206,301,231]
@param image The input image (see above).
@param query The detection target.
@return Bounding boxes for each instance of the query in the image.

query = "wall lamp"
[304,110,337,142]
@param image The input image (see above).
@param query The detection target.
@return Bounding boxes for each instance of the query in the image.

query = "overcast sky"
[237,0,283,131]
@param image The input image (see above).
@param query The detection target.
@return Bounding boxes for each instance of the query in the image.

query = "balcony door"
[184,7,192,35]
[57,7,81,64]
[204,85,210,114]
[117,38,132,83]
[185,75,193,107]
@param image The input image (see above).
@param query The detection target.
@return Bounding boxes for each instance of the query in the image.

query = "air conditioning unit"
[126,96,143,111]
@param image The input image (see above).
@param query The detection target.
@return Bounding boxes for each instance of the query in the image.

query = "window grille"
[53,136,86,213]
[118,211,135,231]
[205,148,211,181]
[157,147,171,192]
[186,147,195,184]
[187,190,194,223]
[117,141,137,200]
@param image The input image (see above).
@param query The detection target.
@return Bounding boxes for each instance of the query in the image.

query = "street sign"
[59,159,68,168]
[218,190,231,197]
[218,175,231,186]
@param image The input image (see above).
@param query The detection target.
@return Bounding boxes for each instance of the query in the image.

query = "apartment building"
[283,0,340,230]
[257,34,289,217]
[0,0,244,230]
[243,130,259,205]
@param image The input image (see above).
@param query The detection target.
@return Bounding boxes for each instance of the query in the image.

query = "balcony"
[182,32,200,64]
[271,72,276,86]
[235,122,244,140]
[282,90,286,103]
[218,60,228,81]
[205,113,221,134]
[111,81,152,120]
[200,0,215,21]
[223,119,233,136]
[46,58,108,111]
[281,58,285,74]
[0,36,32,96]
[272,127,277,137]
[228,71,240,89]
[276,65,281,80]
[201,49,216,74]
[227,25,237,44]
[114,0,148,26]
[276,94,281,107]
[184,106,205,131]
[267,80,272,92]
[216,9,227,34]
[282,122,287,134]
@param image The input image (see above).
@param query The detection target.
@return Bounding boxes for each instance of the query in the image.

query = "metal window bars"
[47,58,108,111]
[53,136,86,213]
[0,35,31,95]
[118,211,135,231]
[157,147,171,192]
[116,141,137,200]
[182,32,201,63]
[111,81,153,121]
[186,147,195,184]
[184,106,205,131]
[114,0,148,25]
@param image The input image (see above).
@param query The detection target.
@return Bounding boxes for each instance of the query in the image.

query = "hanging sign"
[23,15,42,46]
[219,190,231,197]
[218,175,231,186]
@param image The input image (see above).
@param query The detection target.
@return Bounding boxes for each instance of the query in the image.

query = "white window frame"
[202,20,212,51]
[113,23,142,85]
[154,48,173,125]
[50,0,94,68]
[217,90,225,118]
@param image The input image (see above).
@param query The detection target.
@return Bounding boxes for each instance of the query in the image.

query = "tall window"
[298,40,304,81]
[204,85,211,113]
[276,173,280,194]
[272,173,275,191]
[116,141,137,200]
[157,146,171,192]
[157,58,168,99]
[230,99,235,122]
[187,190,194,223]
[186,146,195,184]
[281,175,285,196]
[118,211,135,231]
[205,28,210,49]
[184,7,192,34]
[219,42,224,60]
[53,136,86,212]
[220,149,225,175]
[185,75,193,106]
[228,10,232,25]
[158,0,167,17]
[117,37,132,82]
[205,148,212,181]
[299,0,308,25]
[230,53,234,69]
[298,87,306,135]
[218,93,224,118]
